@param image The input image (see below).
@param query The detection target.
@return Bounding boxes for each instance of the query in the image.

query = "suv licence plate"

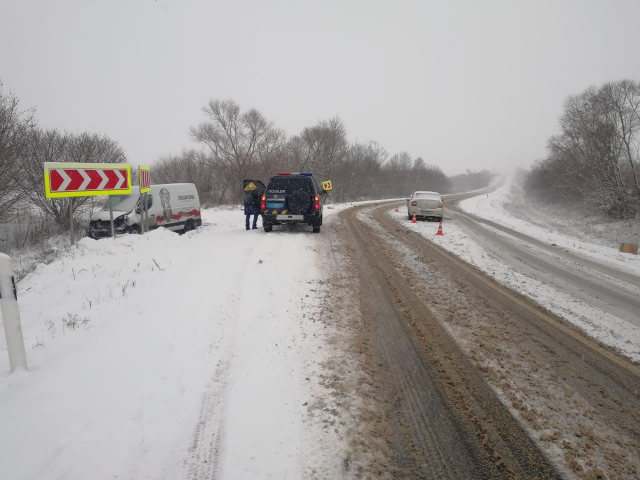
[276,214,304,220]
[266,203,285,208]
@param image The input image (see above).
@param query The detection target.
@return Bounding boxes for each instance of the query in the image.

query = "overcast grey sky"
[2,0,639,175]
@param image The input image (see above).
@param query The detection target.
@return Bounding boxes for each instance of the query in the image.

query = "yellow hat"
[244,182,257,191]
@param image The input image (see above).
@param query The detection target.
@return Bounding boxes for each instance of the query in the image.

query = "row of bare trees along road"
[525,79,640,219]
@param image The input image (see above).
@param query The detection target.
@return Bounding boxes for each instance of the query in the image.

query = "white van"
[88,183,202,238]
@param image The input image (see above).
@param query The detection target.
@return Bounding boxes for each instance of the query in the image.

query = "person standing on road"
[243,182,260,230]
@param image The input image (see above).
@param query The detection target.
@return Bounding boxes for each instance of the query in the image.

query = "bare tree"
[256,127,286,176]
[153,149,223,205]
[288,117,347,177]
[600,80,640,196]
[526,80,640,218]
[0,84,34,221]
[331,141,387,201]
[191,100,279,193]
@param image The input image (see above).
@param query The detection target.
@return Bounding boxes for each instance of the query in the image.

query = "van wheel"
[264,223,272,232]
[183,220,195,234]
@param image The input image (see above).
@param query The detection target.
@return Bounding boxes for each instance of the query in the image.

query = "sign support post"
[109,200,115,239]
[0,254,27,372]
[143,193,148,233]
[69,198,74,246]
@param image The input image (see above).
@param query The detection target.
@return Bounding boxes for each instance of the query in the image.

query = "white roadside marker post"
[0,254,28,372]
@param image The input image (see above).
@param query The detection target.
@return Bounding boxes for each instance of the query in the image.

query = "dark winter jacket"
[244,191,260,215]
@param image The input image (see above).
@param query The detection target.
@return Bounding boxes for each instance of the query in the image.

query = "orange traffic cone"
[395,205,399,212]
[412,213,417,224]
[436,220,444,236]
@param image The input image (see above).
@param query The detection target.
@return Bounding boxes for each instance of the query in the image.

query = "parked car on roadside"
[87,183,201,238]
[406,191,443,221]
[261,172,326,233]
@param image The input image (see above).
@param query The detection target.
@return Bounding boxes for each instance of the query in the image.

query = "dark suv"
[261,173,326,233]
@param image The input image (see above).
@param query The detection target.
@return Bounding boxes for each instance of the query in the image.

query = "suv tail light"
[410,200,417,206]
[314,195,320,210]
[277,172,291,176]
[437,201,444,208]
[260,194,266,210]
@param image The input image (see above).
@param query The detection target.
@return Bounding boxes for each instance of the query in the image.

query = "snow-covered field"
[0,204,366,480]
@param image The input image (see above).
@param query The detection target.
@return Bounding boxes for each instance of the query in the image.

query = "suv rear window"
[266,177,315,194]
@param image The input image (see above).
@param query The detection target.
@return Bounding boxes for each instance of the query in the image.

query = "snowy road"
[450,195,640,328]
[355,201,640,478]
[0,207,366,480]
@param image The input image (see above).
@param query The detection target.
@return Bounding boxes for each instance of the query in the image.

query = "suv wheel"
[264,223,273,232]
[312,224,321,233]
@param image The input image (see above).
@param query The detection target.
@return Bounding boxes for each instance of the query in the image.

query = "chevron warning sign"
[139,166,151,193]
[44,162,132,198]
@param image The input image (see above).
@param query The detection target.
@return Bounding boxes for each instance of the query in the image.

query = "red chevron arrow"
[86,170,102,189]
[66,170,84,191]
[118,169,127,188]
[50,170,64,192]
[104,170,118,189]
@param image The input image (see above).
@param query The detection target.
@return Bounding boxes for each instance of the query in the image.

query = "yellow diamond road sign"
[322,180,333,191]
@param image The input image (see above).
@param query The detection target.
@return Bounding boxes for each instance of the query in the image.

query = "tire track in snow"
[184,360,229,480]
[182,225,261,480]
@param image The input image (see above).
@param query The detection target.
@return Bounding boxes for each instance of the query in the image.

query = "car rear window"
[266,177,314,194]
[415,192,440,199]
